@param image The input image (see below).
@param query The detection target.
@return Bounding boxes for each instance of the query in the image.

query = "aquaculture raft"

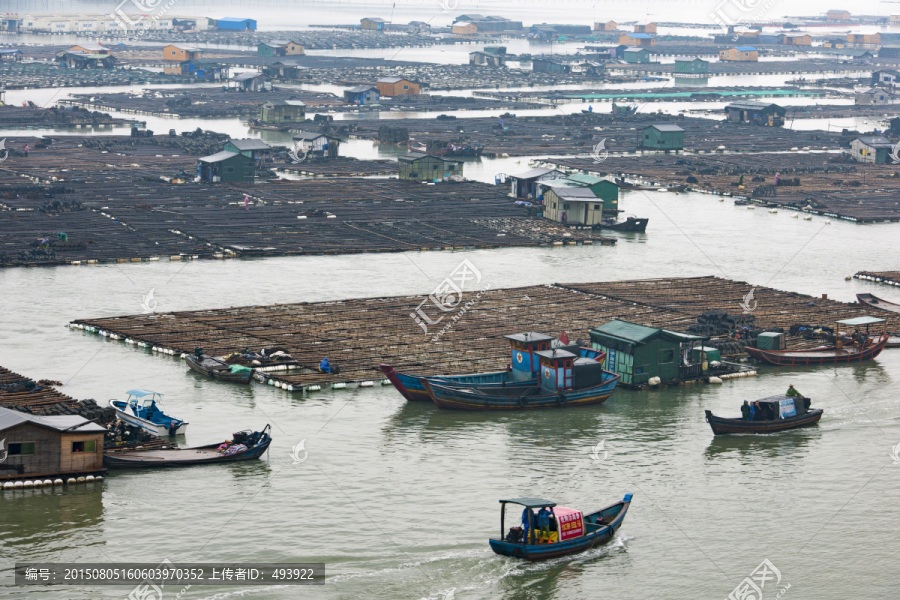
[69,276,899,392]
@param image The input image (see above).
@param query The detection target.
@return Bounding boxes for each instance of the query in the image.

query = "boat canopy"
[836,316,886,326]
[500,497,556,508]
[126,389,162,397]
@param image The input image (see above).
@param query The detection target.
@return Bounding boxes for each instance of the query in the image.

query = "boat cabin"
[750,395,812,421]
[504,332,554,380]
[537,349,576,392]
[498,498,581,546]
[835,316,886,348]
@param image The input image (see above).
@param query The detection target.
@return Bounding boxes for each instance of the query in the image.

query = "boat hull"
[745,335,888,366]
[603,217,648,232]
[857,293,900,314]
[112,409,188,436]
[104,437,271,469]
[490,498,630,561]
[705,409,823,435]
[424,372,620,411]
[186,355,254,384]
[380,364,534,402]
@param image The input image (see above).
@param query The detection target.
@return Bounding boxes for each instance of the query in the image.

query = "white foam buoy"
[307,385,321,392]
[648,376,661,387]
[54,479,64,485]
[14,480,23,488]
[94,476,103,481]
[708,376,723,384]
[360,380,374,387]
[66,478,76,485]
[332,382,347,390]
[43,479,53,486]
[382,379,392,385]
[76,476,86,483]
[3,482,14,490]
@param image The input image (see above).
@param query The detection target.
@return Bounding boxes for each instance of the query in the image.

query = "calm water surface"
[2,189,900,599]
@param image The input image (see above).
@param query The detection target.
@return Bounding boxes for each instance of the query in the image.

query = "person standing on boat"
[749,401,757,421]
[786,384,802,398]
[741,400,751,421]
[536,507,551,543]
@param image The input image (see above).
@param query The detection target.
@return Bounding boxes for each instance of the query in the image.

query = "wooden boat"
[381,333,605,402]
[746,316,888,366]
[489,494,632,560]
[104,425,271,469]
[108,390,187,436]
[185,354,254,384]
[424,348,620,410]
[602,216,648,232]
[856,293,900,314]
[705,396,823,435]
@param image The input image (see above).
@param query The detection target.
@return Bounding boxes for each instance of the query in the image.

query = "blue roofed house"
[217,17,257,30]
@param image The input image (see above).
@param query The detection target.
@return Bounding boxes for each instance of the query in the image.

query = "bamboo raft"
[70,276,899,392]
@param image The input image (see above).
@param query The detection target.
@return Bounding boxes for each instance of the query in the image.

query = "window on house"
[403,85,409,90]
[9,442,35,455]
[226,167,234,173]
[72,440,95,453]
[594,204,601,210]
[659,349,675,363]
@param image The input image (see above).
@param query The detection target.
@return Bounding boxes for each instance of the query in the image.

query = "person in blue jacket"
[536,507,551,542]
[319,357,332,374]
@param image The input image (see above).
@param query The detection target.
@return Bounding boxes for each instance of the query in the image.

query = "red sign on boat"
[556,507,584,541]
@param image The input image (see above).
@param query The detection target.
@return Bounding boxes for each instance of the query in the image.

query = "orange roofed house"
[376,77,420,96]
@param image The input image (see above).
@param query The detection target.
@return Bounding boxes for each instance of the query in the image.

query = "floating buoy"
[43,479,53,486]
[648,376,661,387]
[66,478,76,485]
[332,382,347,390]
[382,379,392,385]
[360,380,374,387]
[307,385,321,392]
[803,215,812,220]
[14,480,23,488]
[768,209,777,214]
[76,476,86,483]
[708,376,723,384]
[3,482,14,490]
[54,479,64,485]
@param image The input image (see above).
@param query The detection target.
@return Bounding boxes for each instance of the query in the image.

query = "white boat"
[108,390,188,436]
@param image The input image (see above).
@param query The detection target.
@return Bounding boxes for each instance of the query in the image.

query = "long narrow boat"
[108,390,188,436]
[705,395,823,435]
[381,332,604,402]
[185,354,254,384]
[856,293,900,314]
[104,426,271,469]
[745,334,888,366]
[489,494,632,561]
[424,349,620,410]
[602,217,648,232]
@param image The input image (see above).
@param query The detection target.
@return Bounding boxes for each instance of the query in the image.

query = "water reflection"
[704,427,820,461]
[0,484,104,552]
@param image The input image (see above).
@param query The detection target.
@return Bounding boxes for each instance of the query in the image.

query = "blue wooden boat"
[107,390,188,436]
[104,425,271,469]
[490,494,633,560]
[381,333,605,402]
[424,348,620,410]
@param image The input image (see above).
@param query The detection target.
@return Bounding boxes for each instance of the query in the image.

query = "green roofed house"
[589,319,707,387]
[563,174,620,214]
[641,124,684,151]
[197,151,255,183]
[674,57,709,74]
[623,47,650,63]
[398,153,462,181]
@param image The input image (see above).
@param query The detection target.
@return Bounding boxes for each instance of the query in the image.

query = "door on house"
[584,204,588,223]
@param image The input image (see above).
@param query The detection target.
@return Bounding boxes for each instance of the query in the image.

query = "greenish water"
[2,190,900,599]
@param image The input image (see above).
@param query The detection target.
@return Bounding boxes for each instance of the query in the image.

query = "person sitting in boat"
[786,385,802,398]
[741,400,751,421]
[319,357,332,374]
[194,346,204,360]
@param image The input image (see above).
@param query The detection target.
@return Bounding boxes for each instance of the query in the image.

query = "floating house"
[69,43,109,54]
[532,58,571,74]
[163,44,201,62]
[259,100,306,123]
[595,21,617,31]
[376,77,420,96]
[674,58,709,74]
[623,48,650,64]
[224,139,272,161]
[231,72,271,92]
[217,17,257,30]
[847,32,880,46]
[641,124,684,151]
[872,69,900,85]
[452,22,478,35]
[0,406,105,481]
[55,50,116,69]
[779,33,812,46]
[589,320,708,387]
[197,151,255,183]
[0,49,22,62]
[398,153,462,181]
[826,9,851,21]
[634,23,657,34]
[361,17,386,31]
[470,50,506,66]
[619,32,655,47]
[563,174,620,213]
[257,40,305,57]
[292,131,342,159]
[855,87,897,106]
[719,46,758,61]
[541,185,606,225]
[177,59,228,80]
[508,166,567,199]
[343,85,380,105]
[262,61,305,80]
[850,136,895,164]
[724,101,786,126]
[407,21,431,33]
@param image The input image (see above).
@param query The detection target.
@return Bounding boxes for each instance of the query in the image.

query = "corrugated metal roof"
[199,150,245,163]
[511,166,558,179]
[346,85,377,93]
[548,185,599,200]
[0,406,105,433]
[292,131,327,141]
[227,139,271,151]
[647,123,684,132]
[592,320,661,343]
[854,136,893,147]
